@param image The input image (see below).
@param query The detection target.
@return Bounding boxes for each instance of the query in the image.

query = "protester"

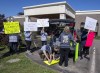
[38,44,52,63]
[18,33,23,46]
[33,35,38,48]
[80,28,88,59]
[59,26,74,67]
[49,32,56,47]
[52,45,60,60]
[24,31,32,54]
[40,28,48,46]
[8,34,19,54]
[83,30,95,59]
[0,28,19,54]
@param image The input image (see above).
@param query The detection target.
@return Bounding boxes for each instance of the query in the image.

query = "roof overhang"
[76,10,100,15]
[23,1,75,18]
[13,15,25,19]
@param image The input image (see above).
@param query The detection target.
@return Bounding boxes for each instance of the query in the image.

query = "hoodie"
[59,31,74,48]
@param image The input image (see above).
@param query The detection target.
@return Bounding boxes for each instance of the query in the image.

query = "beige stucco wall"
[75,14,100,36]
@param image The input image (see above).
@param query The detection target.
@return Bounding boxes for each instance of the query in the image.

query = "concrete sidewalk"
[25,49,89,73]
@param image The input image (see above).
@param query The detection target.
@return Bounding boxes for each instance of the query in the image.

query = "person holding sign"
[80,28,95,59]
[59,26,74,67]
[41,28,48,46]
[24,31,32,54]
[81,17,97,59]
[3,18,20,54]
[8,34,19,54]
[83,30,95,59]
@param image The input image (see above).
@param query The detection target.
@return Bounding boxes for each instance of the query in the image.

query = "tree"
[17,12,24,16]
[0,14,8,46]
[0,14,6,28]
[0,14,5,19]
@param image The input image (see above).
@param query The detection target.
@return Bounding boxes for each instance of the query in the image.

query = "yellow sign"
[44,60,59,65]
[3,22,20,34]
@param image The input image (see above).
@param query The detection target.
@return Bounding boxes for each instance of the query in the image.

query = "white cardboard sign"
[84,17,97,31]
[24,22,38,31]
[37,19,49,27]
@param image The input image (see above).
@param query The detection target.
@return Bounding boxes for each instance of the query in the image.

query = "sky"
[0,0,100,17]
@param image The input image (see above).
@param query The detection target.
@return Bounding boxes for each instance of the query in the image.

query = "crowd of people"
[0,22,95,68]
[38,25,95,68]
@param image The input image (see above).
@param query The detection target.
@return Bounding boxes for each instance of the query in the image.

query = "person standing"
[40,28,48,46]
[24,31,32,54]
[9,34,19,54]
[59,26,74,67]
[82,30,95,59]
[80,29,88,59]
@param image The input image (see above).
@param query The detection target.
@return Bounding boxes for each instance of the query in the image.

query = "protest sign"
[24,22,38,31]
[84,17,97,31]
[75,43,79,62]
[3,22,20,34]
[44,60,59,65]
[37,19,49,27]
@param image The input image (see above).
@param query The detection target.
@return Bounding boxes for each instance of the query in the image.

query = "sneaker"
[85,55,90,61]
[86,55,90,58]
[58,65,63,69]
[64,67,68,70]
[26,50,29,53]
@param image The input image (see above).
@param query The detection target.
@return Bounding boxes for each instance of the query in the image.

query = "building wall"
[23,1,75,18]
[24,5,66,16]
[14,18,25,25]
[75,14,100,36]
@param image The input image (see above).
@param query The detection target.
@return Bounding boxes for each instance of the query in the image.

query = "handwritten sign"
[24,22,38,31]
[37,19,49,27]
[3,22,20,34]
[84,17,97,31]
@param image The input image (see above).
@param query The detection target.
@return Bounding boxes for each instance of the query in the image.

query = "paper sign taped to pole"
[37,19,49,27]
[24,22,38,31]
[84,17,97,31]
[3,22,20,34]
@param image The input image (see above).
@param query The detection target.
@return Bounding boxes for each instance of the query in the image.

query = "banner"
[84,17,97,31]
[24,22,38,31]
[3,22,20,34]
[37,19,49,27]
[75,43,79,62]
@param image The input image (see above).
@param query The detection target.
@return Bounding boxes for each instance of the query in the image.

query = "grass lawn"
[0,46,57,73]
